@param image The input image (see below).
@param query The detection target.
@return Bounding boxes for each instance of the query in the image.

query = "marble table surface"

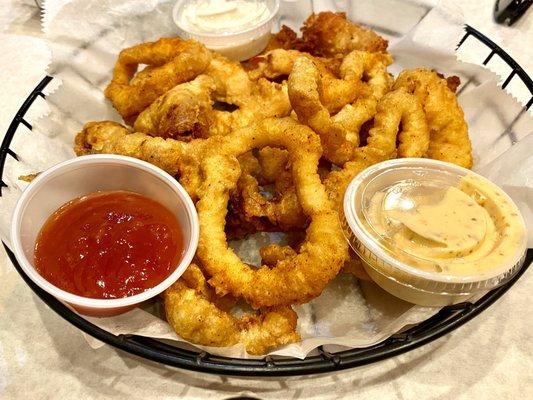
[0,1,531,399]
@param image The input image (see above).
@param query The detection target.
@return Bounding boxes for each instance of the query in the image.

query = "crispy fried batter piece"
[195,118,348,308]
[393,69,473,168]
[260,244,298,268]
[104,38,211,122]
[288,51,393,165]
[133,75,216,139]
[300,12,388,57]
[262,25,303,52]
[18,173,40,183]
[164,264,300,355]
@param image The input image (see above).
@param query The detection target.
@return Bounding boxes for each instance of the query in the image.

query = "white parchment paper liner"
[0,0,530,359]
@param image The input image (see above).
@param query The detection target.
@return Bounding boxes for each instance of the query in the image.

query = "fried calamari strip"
[300,12,388,56]
[164,264,300,355]
[195,118,349,308]
[75,121,186,175]
[104,38,211,122]
[393,69,473,168]
[74,121,208,199]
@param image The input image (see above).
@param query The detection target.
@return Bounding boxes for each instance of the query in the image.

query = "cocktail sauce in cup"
[11,155,199,317]
[342,158,527,306]
[173,0,280,60]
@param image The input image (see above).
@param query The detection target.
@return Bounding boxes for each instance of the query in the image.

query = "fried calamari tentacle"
[289,50,393,165]
[393,69,473,168]
[133,75,216,139]
[195,118,349,308]
[206,79,292,137]
[104,38,211,121]
[206,52,255,105]
[325,89,430,208]
[164,264,300,355]
[233,147,307,231]
[300,12,388,56]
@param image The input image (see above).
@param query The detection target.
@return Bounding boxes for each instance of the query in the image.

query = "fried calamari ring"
[133,75,216,139]
[324,89,430,208]
[195,118,348,308]
[133,53,291,138]
[164,264,300,355]
[288,51,393,165]
[393,69,473,168]
[300,12,388,56]
[104,38,211,122]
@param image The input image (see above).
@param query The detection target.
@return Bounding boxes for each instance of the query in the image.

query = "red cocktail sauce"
[34,191,184,299]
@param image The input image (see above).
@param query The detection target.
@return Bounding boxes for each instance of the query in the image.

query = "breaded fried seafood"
[104,38,211,123]
[165,264,300,355]
[73,11,474,355]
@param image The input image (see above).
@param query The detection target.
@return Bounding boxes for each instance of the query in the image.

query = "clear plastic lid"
[342,158,527,295]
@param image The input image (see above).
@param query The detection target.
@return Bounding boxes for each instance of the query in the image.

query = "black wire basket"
[1,25,532,377]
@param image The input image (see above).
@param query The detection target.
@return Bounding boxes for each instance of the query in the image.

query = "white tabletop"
[0,1,531,399]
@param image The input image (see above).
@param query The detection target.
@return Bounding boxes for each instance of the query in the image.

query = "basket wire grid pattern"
[0,25,532,376]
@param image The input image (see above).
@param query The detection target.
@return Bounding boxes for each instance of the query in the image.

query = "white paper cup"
[173,0,280,61]
[11,155,199,317]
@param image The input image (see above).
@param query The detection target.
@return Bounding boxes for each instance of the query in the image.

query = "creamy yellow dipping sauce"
[366,174,525,276]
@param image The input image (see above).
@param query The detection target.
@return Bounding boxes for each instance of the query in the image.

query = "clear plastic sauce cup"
[342,158,527,306]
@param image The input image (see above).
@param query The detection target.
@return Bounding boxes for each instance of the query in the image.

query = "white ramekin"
[11,155,199,317]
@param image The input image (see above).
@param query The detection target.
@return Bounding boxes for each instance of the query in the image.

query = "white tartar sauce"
[180,0,270,33]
